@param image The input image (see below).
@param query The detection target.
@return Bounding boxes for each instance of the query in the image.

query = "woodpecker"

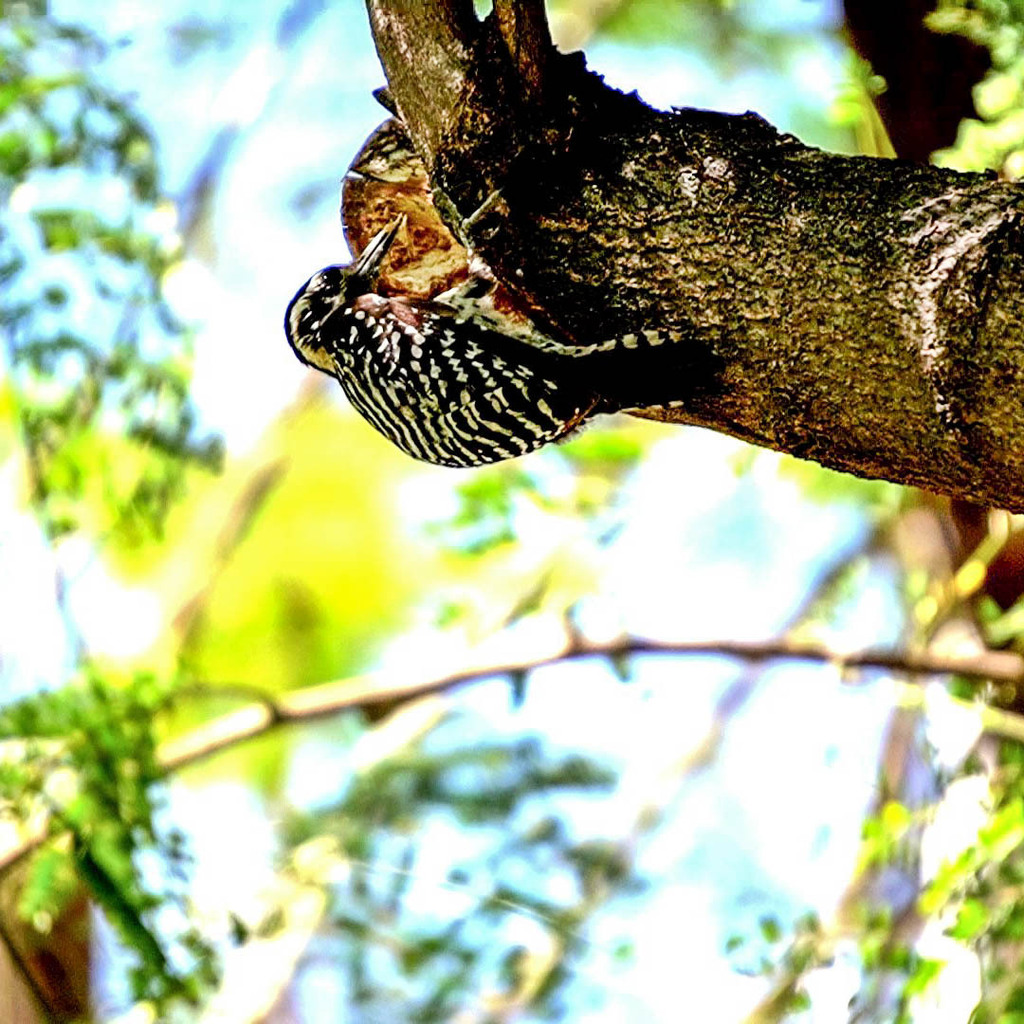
[285,218,688,468]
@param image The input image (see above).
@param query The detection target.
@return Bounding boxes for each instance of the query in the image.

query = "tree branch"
[363,4,1024,510]
[161,635,1024,773]
[0,908,57,1022]
[493,0,553,101]
[2,634,1023,879]
[365,0,486,181]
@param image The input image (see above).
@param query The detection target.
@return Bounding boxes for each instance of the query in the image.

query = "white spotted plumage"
[284,221,687,467]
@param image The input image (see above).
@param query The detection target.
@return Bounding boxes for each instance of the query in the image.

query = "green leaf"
[0,130,30,174]
[948,898,990,940]
[979,800,1024,861]
[759,915,782,943]
[903,956,943,999]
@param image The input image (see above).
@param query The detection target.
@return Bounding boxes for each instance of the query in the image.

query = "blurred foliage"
[132,395,434,691]
[928,0,1024,176]
[756,514,1024,1020]
[419,423,652,640]
[0,13,220,542]
[545,0,856,152]
[276,723,636,1021]
[828,53,897,158]
[548,0,796,51]
[0,669,217,1012]
[0,8,226,1016]
[777,454,905,517]
[426,428,641,559]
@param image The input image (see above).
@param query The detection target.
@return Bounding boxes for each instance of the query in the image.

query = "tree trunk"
[842,0,987,163]
[364,0,1024,510]
[0,949,44,1024]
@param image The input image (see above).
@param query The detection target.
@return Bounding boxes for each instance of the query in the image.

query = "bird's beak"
[352,214,406,280]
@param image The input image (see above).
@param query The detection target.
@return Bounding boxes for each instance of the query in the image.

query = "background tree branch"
[3,633,1023,882]
[365,0,1024,510]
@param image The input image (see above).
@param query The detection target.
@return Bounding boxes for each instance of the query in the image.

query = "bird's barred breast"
[328,300,598,467]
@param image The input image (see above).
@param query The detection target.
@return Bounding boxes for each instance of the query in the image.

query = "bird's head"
[284,216,404,373]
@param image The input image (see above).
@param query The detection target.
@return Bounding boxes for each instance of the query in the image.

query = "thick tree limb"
[365,2,1024,509]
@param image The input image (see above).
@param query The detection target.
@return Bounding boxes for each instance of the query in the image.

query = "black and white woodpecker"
[284,218,685,467]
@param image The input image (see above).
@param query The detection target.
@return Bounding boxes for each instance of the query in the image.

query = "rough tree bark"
[364,0,1024,510]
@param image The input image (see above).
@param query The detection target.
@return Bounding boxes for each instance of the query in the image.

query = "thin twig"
[3,634,1023,878]
[157,635,1024,769]
[172,458,287,649]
